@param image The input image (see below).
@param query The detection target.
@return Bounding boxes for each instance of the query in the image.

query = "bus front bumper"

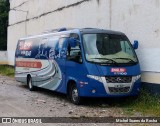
[78,78,141,97]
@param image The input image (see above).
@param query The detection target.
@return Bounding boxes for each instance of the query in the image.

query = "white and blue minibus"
[15,28,141,104]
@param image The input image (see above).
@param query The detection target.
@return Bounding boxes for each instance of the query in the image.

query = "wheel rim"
[72,87,78,102]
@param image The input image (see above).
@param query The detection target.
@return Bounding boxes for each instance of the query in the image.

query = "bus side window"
[67,41,82,63]
[58,37,68,58]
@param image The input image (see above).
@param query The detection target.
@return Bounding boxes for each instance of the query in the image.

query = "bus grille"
[105,76,132,83]
[108,87,130,93]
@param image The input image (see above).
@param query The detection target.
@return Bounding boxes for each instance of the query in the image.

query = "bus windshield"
[83,34,138,65]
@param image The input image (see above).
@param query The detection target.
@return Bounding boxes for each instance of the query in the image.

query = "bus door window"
[67,40,82,63]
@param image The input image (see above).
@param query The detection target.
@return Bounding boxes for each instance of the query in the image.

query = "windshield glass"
[83,34,138,64]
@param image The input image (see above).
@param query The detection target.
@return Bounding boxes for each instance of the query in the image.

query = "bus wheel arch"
[67,80,82,105]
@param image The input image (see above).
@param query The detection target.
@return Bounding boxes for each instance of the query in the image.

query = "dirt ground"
[0,75,159,126]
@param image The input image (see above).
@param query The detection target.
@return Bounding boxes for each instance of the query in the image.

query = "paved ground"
[0,75,158,126]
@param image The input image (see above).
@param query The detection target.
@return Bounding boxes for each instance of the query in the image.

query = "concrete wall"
[0,51,8,64]
[8,0,160,85]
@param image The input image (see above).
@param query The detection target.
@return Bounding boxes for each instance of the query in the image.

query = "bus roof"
[19,28,125,40]
[80,28,125,35]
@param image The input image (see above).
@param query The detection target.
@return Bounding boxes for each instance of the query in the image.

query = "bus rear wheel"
[69,83,82,105]
[27,76,35,91]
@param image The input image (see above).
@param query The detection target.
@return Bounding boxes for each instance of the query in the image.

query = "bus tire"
[27,76,35,91]
[69,83,82,105]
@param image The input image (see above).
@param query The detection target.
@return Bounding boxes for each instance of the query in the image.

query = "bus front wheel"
[69,83,82,105]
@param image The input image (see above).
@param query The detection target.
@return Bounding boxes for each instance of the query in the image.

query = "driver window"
[120,41,133,55]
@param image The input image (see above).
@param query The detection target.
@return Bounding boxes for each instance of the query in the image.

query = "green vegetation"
[0,65,14,77]
[106,89,160,116]
[0,0,10,50]
[122,89,160,116]
[93,89,160,116]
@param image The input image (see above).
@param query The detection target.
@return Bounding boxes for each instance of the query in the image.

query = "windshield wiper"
[113,58,136,63]
[91,58,118,65]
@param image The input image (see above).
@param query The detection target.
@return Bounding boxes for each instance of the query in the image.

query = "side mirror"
[133,40,139,49]
[69,38,78,48]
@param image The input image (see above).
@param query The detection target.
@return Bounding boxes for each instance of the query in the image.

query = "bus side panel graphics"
[35,59,62,91]
[15,37,63,91]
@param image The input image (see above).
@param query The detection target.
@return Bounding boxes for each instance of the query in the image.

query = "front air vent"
[108,87,130,94]
[105,76,132,83]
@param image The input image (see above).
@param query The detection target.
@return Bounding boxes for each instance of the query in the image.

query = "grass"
[119,89,160,116]
[89,89,160,116]
[0,65,14,77]
[84,89,160,116]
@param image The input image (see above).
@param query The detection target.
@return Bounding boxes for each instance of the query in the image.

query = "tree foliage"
[0,0,9,50]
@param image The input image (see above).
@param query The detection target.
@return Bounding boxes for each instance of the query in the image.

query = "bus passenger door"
[65,39,87,94]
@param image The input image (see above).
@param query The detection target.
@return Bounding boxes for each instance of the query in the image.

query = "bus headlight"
[133,75,141,82]
[87,75,103,83]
